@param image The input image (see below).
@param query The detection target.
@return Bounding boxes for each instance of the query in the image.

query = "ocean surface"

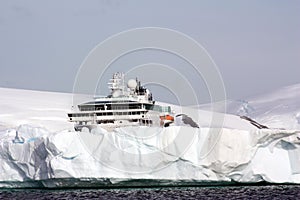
[0,185,300,199]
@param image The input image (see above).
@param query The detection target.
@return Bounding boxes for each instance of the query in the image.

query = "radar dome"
[112,90,121,97]
[127,79,137,89]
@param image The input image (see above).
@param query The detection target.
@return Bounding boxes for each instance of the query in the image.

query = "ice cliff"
[0,124,300,188]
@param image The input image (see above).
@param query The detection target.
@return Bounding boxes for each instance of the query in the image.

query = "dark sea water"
[0,185,300,199]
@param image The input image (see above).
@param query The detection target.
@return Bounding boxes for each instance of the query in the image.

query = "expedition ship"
[68,72,174,131]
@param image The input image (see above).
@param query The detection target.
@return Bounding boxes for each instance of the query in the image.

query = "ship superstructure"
[68,72,174,131]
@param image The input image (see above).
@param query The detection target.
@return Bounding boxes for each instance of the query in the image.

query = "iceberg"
[0,87,300,188]
[0,125,300,188]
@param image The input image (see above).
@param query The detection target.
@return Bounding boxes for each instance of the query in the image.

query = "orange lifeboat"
[159,114,174,127]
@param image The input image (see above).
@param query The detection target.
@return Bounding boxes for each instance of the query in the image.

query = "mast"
[107,72,125,97]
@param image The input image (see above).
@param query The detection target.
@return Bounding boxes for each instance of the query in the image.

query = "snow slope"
[198,83,300,130]
[0,87,300,188]
[0,87,73,132]
[247,84,300,130]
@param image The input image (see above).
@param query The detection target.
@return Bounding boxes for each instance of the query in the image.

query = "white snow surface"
[0,87,300,188]
[199,83,300,130]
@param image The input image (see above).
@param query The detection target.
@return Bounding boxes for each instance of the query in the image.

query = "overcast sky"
[0,0,299,103]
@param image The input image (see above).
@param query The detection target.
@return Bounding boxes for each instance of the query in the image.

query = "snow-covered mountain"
[0,86,300,188]
[0,87,73,132]
[0,87,256,132]
[198,83,300,130]
[247,84,300,130]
